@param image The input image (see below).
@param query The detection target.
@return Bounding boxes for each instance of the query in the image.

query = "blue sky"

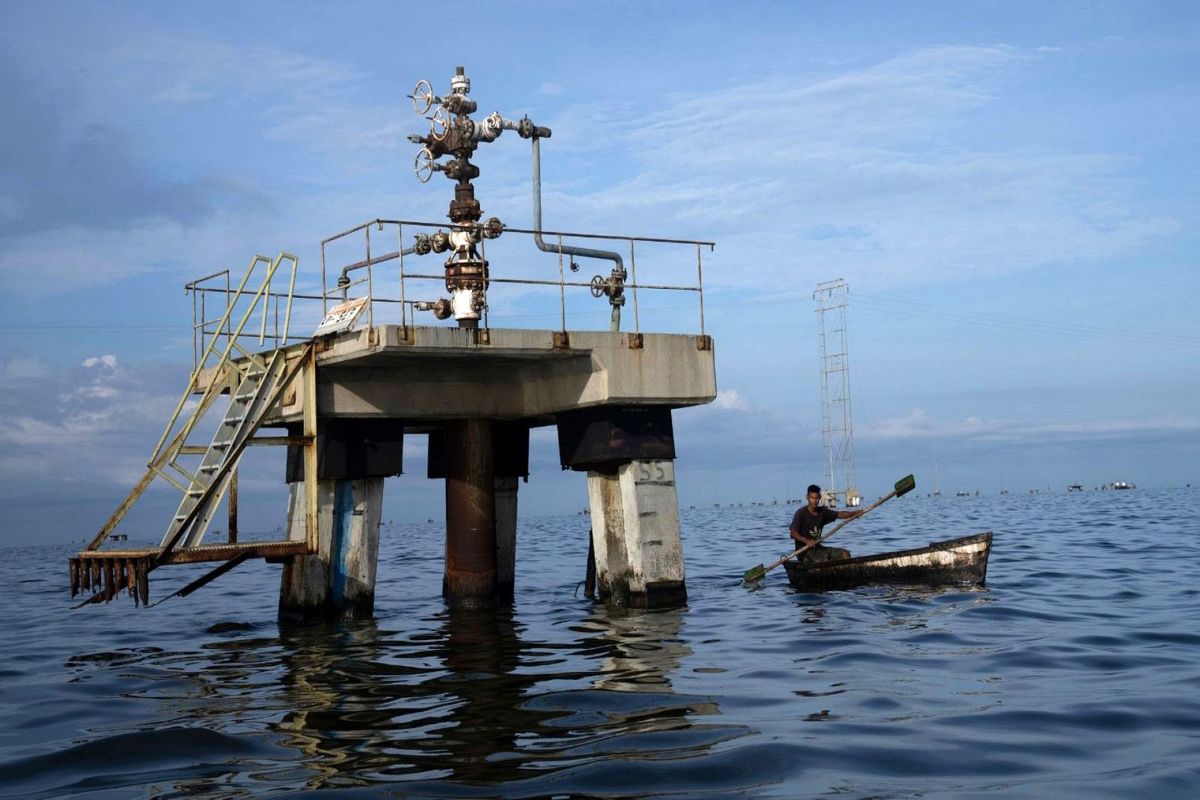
[2,2,1198,544]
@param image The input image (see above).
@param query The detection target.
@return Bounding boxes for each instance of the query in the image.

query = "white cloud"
[76,385,120,400]
[115,34,362,109]
[82,354,118,369]
[111,34,405,160]
[524,45,1175,291]
[13,40,1172,305]
[0,355,186,496]
[711,388,753,412]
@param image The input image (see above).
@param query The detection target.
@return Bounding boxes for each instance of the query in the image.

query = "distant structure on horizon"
[814,279,860,508]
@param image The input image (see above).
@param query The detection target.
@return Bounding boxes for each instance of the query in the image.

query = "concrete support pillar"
[494,475,518,603]
[279,477,383,621]
[443,418,497,608]
[586,458,686,608]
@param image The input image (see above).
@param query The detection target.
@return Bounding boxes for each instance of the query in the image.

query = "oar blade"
[894,474,916,497]
[743,564,766,584]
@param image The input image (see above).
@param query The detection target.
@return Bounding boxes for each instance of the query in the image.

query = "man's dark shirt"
[790,505,839,542]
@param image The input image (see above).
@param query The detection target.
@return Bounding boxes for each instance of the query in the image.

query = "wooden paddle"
[742,474,916,585]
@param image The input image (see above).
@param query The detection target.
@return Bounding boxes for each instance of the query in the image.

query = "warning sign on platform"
[313,297,368,337]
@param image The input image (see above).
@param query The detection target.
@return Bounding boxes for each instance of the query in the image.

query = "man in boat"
[789,484,863,564]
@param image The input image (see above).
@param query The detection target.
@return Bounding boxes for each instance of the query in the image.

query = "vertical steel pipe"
[443,418,497,607]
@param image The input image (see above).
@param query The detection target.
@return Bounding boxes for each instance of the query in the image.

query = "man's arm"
[836,509,865,520]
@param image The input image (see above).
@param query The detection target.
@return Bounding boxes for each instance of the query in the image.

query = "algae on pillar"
[277,418,402,621]
[279,477,383,621]
[587,459,687,607]
[558,406,688,608]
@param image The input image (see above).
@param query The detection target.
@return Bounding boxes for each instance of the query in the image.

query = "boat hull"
[784,532,992,592]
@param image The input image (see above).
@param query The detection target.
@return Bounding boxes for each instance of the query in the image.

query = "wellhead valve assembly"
[407,66,551,328]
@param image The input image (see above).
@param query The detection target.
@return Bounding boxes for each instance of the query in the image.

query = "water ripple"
[1,490,1199,796]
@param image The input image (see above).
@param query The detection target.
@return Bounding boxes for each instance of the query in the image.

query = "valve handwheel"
[589,275,608,298]
[410,79,435,115]
[428,107,451,142]
[414,147,437,183]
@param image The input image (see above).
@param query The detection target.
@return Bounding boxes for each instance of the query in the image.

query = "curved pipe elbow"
[531,138,623,271]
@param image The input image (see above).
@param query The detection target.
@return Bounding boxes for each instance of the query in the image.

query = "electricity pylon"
[814,279,860,508]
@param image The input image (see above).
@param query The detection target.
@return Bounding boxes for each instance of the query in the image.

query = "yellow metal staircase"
[70,253,318,606]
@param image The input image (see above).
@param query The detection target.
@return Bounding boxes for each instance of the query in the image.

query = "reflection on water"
[584,606,691,692]
[158,603,730,792]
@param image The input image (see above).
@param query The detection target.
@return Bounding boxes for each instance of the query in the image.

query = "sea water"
[1,489,1198,798]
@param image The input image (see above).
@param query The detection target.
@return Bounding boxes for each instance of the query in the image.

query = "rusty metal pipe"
[138,559,150,606]
[228,469,238,544]
[532,137,628,332]
[531,137,624,272]
[443,418,497,608]
[339,245,418,299]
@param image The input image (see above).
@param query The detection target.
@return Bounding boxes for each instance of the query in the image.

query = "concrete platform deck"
[202,325,717,423]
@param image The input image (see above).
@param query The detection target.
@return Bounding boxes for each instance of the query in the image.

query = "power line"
[0,323,188,335]
[4,288,1195,349]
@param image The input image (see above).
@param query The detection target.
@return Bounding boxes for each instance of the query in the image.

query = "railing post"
[630,240,640,336]
[223,270,231,357]
[320,242,329,315]
[282,254,298,344]
[259,264,271,345]
[557,234,566,331]
[365,224,374,331]
[194,284,202,370]
[697,244,706,337]
[481,232,489,336]
[398,223,407,332]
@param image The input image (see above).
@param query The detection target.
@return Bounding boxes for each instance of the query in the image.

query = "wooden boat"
[784,532,992,592]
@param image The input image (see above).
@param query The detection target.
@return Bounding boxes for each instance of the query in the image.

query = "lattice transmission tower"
[814,279,860,507]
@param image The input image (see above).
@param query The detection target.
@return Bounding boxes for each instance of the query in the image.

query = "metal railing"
[186,219,714,367]
[318,218,714,337]
[186,255,300,370]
